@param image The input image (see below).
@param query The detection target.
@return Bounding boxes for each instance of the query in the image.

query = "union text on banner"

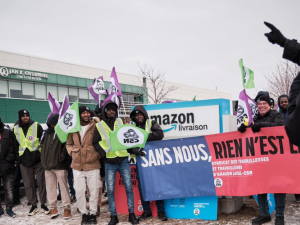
[55,101,81,143]
[136,127,300,201]
[110,125,149,152]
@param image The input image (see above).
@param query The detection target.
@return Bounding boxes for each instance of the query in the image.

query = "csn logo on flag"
[117,127,145,147]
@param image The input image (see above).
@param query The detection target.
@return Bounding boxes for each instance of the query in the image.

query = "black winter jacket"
[253,110,284,127]
[282,39,300,146]
[14,119,44,167]
[93,101,128,164]
[40,115,69,170]
[0,123,18,175]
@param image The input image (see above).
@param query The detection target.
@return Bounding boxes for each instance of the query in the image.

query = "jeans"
[68,158,75,196]
[136,166,164,212]
[105,158,134,216]
[0,174,14,209]
[258,193,286,217]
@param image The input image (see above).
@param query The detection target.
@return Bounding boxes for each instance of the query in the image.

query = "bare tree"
[138,63,178,104]
[265,60,300,102]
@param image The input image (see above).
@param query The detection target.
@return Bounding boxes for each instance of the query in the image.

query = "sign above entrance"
[0,66,49,81]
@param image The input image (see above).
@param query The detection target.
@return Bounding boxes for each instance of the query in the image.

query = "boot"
[128,213,139,224]
[6,208,16,218]
[108,215,119,225]
[252,215,271,224]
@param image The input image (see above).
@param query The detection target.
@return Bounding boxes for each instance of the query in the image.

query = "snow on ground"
[0,195,300,224]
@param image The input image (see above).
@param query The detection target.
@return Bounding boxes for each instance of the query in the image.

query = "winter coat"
[66,117,101,171]
[129,105,164,142]
[253,110,285,127]
[282,39,300,146]
[14,119,44,167]
[93,101,128,164]
[0,123,18,176]
[40,115,69,170]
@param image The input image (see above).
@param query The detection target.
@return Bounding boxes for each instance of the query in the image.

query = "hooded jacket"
[93,101,127,164]
[0,121,18,175]
[282,39,300,146]
[66,116,101,171]
[40,114,69,170]
[14,119,44,167]
[129,105,164,142]
[278,94,289,124]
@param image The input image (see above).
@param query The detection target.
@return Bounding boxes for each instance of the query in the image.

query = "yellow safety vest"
[96,118,128,158]
[14,122,41,156]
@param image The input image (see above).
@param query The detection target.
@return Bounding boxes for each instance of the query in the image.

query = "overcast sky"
[0,0,299,100]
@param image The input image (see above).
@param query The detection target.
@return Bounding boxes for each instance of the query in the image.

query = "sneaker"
[70,194,77,203]
[57,194,61,201]
[89,214,97,224]
[50,208,59,219]
[81,214,89,225]
[157,211,168,221]
[0,209,4,217]
[96,207,100,217]
[63,208,71,219]
[41,204,50,215]
[275,216,284,225]
[128,213,139,224]
[6,208,16,218]
[138,211,152,221]
[252,215,271,225]
[28,205,38,216]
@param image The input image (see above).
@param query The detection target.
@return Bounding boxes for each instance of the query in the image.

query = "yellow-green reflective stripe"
[116,118,122,127]
[15,125,26,151]
[98,122,111,152]
[31,123,36,150]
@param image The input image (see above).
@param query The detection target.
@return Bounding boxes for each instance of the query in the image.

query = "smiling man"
[250,94,285,225]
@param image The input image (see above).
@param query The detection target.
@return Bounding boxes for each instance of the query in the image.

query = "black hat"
[256,95,271,106]
[79,106,91,115]
[105,103,117,113]
[18,109,30,122]
[254,91,270,102]
[270,98,274,104]
[47,113,59,126]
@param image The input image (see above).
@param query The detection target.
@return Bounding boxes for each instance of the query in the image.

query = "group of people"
[0,101,168,225]
[234,22,300,225]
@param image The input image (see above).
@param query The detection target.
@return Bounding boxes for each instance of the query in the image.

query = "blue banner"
[136,136,216,201]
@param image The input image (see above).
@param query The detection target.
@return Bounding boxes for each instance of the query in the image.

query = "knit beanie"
[256,95,271,106]
[105,103,117,113]
[18,109,30,122]
[79,106,91,115]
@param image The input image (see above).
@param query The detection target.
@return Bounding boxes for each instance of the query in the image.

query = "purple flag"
[58,95,70,119]
[88,76,107,103]
[101,93,121,108]
[237,89,257,128]
[108,67,122,97]
[162,100,176,103]
[48,92,61,114]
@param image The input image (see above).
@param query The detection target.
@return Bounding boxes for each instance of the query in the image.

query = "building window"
[47,85,58,100]
[79,89,89,103]
[0,80,8,97]
[69,88,78,102]
[58,87,68,102]
[35,84,46,100]
[9,81,22,98]
[22,83,34,99]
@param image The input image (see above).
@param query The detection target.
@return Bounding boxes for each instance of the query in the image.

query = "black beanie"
[18,109,30,122]
[47,114,59,126]
[79,105,91,115]
[105,103,117,113]
[256,95,271,106]
[254,91,270,102]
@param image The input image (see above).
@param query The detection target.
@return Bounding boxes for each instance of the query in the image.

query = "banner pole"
[121,96,127,118]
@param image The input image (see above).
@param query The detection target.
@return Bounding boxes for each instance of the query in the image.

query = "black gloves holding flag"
[264,22,286,48]
[238,118,249,133]
[251,123,261,133]
[132,148,145,156]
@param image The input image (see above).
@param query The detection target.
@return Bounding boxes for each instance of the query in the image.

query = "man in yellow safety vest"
[93,101,139,225]
[13,109,49,216]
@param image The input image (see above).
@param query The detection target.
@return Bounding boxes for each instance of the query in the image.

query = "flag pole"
[120,96,127,117]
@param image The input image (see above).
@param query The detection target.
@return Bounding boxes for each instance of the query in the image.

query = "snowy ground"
[0,194,300,225]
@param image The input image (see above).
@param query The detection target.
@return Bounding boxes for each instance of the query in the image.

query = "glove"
[238,123,247,133]
[264,22,286,47]
[133,148,145,156]
[251,123,261,133]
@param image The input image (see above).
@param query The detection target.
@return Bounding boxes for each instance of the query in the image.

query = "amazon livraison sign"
[143,99,230,140]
